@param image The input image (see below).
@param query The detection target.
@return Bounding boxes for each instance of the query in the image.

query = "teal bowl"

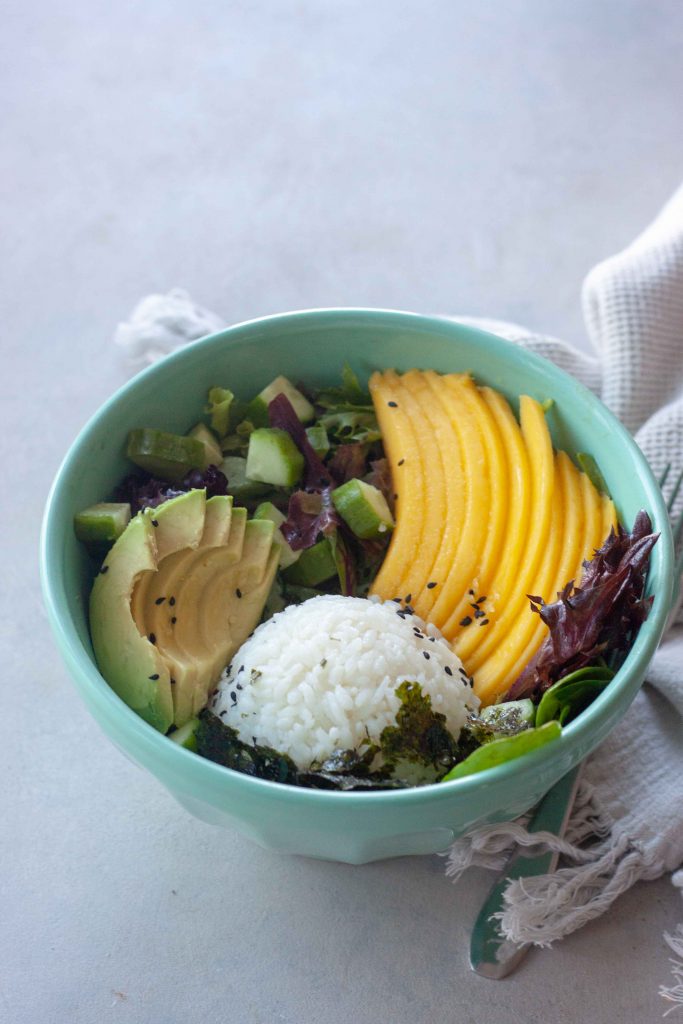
[40,309,674,863]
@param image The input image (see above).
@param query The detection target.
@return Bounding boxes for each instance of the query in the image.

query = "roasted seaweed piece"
[378,681,461,776]
[506,510,658,702]
[195,681,468,790]
[195,710,299,784]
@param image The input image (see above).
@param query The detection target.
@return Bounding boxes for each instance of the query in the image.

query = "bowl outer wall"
[41,309,674,863]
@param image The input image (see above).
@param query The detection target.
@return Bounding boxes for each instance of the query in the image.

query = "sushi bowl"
[40,309,674,863]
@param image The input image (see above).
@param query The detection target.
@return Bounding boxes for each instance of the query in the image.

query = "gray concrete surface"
[3,2,683,1022]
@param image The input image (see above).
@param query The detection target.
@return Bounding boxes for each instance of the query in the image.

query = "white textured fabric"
[113,185,683,947]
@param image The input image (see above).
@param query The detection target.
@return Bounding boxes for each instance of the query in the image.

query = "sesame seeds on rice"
[212,595,478,770]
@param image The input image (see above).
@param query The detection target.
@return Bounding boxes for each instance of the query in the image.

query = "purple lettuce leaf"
[280,489,341,551]
[114,465,228,514]
[327,443,368,484]
[505,510,658,702]
[366,457,396,514]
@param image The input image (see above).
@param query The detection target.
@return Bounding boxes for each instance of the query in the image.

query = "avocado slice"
[90,491,277,731]
[90,513,174,732]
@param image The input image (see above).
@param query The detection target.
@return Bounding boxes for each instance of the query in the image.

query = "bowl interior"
[42,309,673,809]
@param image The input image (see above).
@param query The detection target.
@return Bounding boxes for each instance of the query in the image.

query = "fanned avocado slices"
[90,490,278,731]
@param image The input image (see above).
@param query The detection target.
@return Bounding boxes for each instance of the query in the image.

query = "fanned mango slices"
[369,370,618,706]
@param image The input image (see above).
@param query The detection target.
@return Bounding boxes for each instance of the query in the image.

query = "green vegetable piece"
[206,387,234,438]
[220,456,271,503]
[441,722,562,782]
[169,717,199,752]
[305,424,330,459]
[331,478,394,540]
[247,376,315,428]
[245,428,305,487]
[535,666,614,726]
[282,538,336,587]
[126,428,206,482]
[480,698,536,733]
[540,398,555,413]
[577,452,609,495]
[74,502,131,554]
[253,501,301,569]
[188,423,222,467]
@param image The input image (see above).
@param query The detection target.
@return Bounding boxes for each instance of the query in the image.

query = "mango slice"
[369,370,617,705]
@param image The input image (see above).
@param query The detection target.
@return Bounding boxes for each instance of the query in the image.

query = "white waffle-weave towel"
[113,186,683,960]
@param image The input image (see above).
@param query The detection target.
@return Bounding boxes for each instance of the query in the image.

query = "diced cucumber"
[480,699,536,732]
[205,387,234,438]
[305,424,330,459]
[188,423,222,467]
[246,376,315,428]
[282,538,336,586]
[74,502,131,554]
[253,501,301,569]
[220,456,271,503]
[169,717,199,751]
[246,428,304,487]
[331,479,394,539]
[126,428,206,482]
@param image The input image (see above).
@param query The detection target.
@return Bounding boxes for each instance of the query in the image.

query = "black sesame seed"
[219,710,227,717]
[171,616,177,625]
[459,616,472,627]
[169,596,176,606]
[426,581,438,589]
[458,667,468,676]
[429,636,436,642]
[230,691,237,702]
[151,519,159,527]
[388,400,398,408]
[468,589,475,596]
[238,665,244,673]
[393,494,398,501]
[444,666,453,676]
[469,676,475,687]
[170,678,176,685]
[99,565,109,574]
[155,596,165,605]
[479,618,489,626]
[405,593,412,604]
[398,458,405,467]
[423,651,430,660]
[477,595,487,603]
[148,633,156,644]
[404,605,414,615]
[235,588,242,599]
[148,673,159,680]
[320,659,327,668]
[474,609,485,619]
[392,597,402,603]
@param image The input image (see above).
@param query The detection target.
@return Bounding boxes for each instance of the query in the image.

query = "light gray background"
[3,2,683,1022]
